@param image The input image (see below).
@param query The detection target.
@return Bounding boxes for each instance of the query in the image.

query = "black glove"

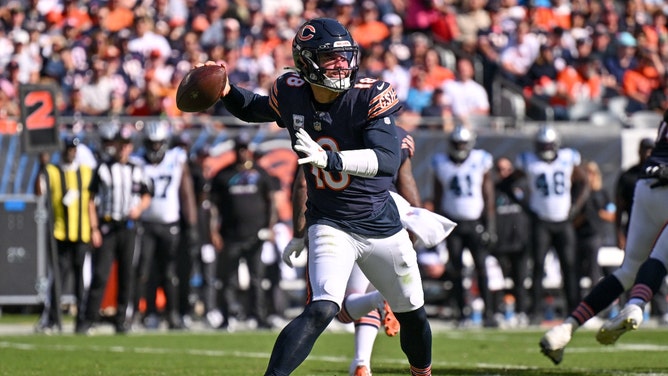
[481,230,498,250]
[645,164,668,188]
[568,205,580,221]
[186,225,200,254]
[481,220,498,250]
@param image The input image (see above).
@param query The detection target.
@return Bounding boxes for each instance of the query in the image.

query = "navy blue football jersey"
[221,72,404,236]
[645,118,668,169]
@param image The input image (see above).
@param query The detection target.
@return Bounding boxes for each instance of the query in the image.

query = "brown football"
[176,65,227,113]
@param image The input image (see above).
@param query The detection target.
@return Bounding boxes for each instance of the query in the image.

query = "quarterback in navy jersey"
[223,71,403,236]
[210,17,432,376]
[541,110,668,365]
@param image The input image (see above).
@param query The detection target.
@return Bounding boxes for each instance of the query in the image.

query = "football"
[176,65,227,113]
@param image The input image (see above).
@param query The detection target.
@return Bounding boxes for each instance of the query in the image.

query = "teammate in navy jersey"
[209,17,432,376]
[541,110,668,364]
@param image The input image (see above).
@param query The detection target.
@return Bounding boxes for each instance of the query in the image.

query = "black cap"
[64,136,80,148]
[640,138,655,149]
[234,132,252,150]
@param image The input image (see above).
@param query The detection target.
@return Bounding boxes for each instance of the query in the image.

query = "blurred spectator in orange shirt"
[642,9,668,50]
[350,1,390,51]
[98,0,135,33]
[46,0,93,34]
[419,48,454,90]
[552,56,603,119]
[623,51,664,113]
[256,20,284,57]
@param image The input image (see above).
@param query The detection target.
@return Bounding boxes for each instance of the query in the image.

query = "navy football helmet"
[143,120,170,164]
[535,125,560,162]
[448,125,476,162]
[292,18,359,92]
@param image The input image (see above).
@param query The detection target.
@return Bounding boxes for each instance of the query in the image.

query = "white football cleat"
[596,304,643,345]
[539,322,573,365]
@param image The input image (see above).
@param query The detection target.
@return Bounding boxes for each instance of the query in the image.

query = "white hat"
[382,13,403,26]
[11,30,29,44]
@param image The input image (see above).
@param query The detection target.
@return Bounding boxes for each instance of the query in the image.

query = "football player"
[210,17,433,376]
[431,125,497,326]
[135,120,198,330]
[516,126,590,327]
[540,110,668,364]
[292,127,455,376]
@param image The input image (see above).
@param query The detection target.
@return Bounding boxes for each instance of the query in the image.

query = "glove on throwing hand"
[294,128,327,168]
[282,237,305,268]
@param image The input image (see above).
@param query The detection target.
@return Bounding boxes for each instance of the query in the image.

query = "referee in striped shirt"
[77,124,151,335]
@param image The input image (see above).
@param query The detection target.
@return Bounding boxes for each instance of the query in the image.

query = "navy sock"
[573,275,624,323]
[394,307,432,369]
[633,258,668,295]
[264,300,339,376]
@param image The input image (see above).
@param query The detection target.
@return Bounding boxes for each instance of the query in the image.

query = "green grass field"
[1,317,668,376]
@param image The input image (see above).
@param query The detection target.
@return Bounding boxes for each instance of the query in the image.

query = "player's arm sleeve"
[324,116,400,177]
[221,84,279,123]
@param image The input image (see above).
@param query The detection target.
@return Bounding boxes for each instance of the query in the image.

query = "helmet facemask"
[292,18,360,92]
[299,47,358,92]
[145,140,168,164]
[448,126,475,163]
[143,120,171,164]
[535,126,560,162]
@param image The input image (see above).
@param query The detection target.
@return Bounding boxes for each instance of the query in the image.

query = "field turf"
[1,315,668,376]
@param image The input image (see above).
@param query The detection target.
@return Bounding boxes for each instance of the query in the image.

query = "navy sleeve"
[220,84,279,123]
[325,116,400,177]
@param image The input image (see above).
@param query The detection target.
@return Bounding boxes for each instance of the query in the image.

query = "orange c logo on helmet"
[298,25,316,41]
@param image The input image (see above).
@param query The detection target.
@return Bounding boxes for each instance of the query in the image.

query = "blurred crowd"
[2,0,668,132]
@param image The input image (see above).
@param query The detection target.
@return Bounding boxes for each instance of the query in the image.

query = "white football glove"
[282,237,305,268]
[294,128,327,168]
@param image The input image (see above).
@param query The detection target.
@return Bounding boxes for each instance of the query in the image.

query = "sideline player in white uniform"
[135,121,198,330]
[432,125,496,326]
[516,125,589,325]
[540,110,668,364]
